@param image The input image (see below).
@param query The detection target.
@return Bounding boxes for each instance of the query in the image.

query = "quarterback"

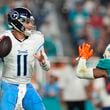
[76,43,109,79]
[0,7,50,110]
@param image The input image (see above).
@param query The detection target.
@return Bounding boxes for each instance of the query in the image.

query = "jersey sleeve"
[96,59,110,76]
[35,32,44,53]
[34,31,50,71]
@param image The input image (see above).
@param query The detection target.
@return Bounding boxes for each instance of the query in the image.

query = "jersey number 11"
[17,55,28,76]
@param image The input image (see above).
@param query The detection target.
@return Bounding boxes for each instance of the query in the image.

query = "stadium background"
[0,0,110,110]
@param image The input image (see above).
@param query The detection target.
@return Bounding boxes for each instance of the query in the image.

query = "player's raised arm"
[34,47,51,71]
[76,43,108,79]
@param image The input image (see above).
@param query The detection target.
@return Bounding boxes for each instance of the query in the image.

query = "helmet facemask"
[19,16,36,36]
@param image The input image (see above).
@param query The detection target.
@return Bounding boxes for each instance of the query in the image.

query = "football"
[0,36,12,58]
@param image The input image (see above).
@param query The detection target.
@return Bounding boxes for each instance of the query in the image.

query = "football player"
[0,7,50,110]
[76,43,109,79]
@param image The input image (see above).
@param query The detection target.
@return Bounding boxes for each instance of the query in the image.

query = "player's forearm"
[36,48,51,71]
[40,51,51,71]
[76,58,108,79]
[40,59,50,71]
[93,68,107,78]
[76,58,94,79]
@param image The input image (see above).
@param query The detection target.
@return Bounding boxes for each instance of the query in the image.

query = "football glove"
[78,43,93,60]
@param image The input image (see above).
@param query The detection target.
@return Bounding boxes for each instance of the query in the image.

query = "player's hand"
[78,43,93,60]
[34,50,45,63]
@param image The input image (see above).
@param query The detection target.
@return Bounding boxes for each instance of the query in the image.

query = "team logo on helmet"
[9,10,19,20]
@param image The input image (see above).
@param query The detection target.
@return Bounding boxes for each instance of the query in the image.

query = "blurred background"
[0,0,110,110]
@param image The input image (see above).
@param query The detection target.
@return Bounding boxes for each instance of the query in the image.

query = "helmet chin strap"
[24,25,36,37]
[24,29,32,37]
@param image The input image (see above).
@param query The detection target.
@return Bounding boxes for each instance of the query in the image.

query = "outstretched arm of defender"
[76,43,108,79]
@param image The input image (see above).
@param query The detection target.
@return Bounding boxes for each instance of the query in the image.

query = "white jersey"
[1,30,45,84]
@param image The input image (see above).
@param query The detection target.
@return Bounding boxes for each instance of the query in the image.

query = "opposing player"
[76,43,109,79]
[0,7,50,110]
